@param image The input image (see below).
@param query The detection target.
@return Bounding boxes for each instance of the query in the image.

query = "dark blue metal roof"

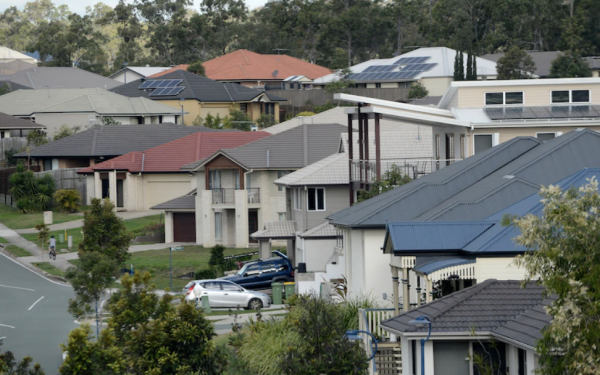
[386,221,493,252]
[413,257,476,275]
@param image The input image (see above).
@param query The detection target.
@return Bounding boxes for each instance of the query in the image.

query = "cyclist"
[48,235,56,258]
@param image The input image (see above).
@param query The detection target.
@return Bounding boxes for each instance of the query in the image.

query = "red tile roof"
[149,50,331,81]
[150,64,189,78]
[78,131,270,173]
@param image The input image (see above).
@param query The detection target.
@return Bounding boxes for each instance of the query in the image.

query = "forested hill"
[1,0,599,75]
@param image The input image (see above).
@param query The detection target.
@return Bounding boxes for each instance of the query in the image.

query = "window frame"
[484,91,524,106]
[551,89,591,104]
[307,187,326,212]
[535,132,563,141]
[293,188,301,211]
[473,133,498,155]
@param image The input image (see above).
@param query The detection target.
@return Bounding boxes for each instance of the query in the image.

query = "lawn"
[0,237,8,243]
[123,246,258,291]
[0,204,88,230]
[3,244,31,257]
[33,262,66,277]
[22,215,163,252]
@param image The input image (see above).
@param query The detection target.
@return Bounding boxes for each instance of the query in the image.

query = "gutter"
[141,153,145,172]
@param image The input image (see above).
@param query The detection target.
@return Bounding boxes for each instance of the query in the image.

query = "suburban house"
[326,129,600,308]
[0,46,37,75]
[108,66,172,84]
[381,279,553,375]
[78,130,270,211]
[313,47,498,95]
[0,112,46,138]
[152,123,348,249]
[0,67,122,90]
[14,124,230,171]
[149,49,332,90]
[110,69,286,126]
[0,88,182,134]
[438,77,600,155]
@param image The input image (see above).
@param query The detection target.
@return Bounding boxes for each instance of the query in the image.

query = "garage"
[173,213,196,242]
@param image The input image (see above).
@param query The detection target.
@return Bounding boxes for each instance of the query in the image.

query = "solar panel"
[484,108,505,120]
[348,74,361,80]
[570,105,593,117]
[138,80,154,89]
[393,58,408,65]
[149,86,185,96]
[504,107,525,119]
[165,79,183,88]
[363,66,378,72]
[404,71,420,79]
[168,87,185,96]
[531,107,551,118]
[550,106,570,118]
[415,57,429,63]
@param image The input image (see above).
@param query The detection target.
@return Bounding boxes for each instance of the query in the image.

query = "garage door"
[173,213,196,242]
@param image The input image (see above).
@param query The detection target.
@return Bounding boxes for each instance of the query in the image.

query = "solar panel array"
[347,56,437,81]
[484,105,600,120]
[139,79,183,89]
[149,86,185,97]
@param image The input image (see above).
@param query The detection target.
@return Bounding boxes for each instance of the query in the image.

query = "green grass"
[204,308,283,317]
[125,246,258,291]
[33,262,66,277]
[3,244,32,257]
[0,237,8,243]
[0,205,89,230]
[22,215,163,252]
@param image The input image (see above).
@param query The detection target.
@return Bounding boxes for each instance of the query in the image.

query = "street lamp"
[345,329,378,361]
[409,315,432,375]
[179,98,185,126]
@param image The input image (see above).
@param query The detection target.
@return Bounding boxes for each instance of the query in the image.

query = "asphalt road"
[0,253,77,375]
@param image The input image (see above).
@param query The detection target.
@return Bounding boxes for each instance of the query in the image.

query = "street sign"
[170,246,185,251]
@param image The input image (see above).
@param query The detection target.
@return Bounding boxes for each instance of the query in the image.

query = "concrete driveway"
[0,253,76,375]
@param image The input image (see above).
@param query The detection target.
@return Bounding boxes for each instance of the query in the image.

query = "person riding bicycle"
[48,235,56,257]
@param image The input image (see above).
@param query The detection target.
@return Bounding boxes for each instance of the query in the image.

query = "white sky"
[1,0,268,16]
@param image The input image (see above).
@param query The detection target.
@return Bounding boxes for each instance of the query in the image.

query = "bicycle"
[49,248,56,260]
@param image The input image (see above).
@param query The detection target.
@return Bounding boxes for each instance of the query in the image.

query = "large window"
[485,92,524,105]
[307,187,325,211]
[209,170,221,190]
[294,188,301,211]
[552,90,590,103]
[474,134,493,154]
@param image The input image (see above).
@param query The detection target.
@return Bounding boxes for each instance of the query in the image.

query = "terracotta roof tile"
[79,131,270,173]
[150,50,331,81]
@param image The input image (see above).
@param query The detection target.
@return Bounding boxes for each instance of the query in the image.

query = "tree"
[9,163,55,212]
[26,130,49,147]
[357,164,411,203]
[201,113,224,129]
[0,341,44,375]
[255,114,277,129]
[65,198,131,318]
[187,60,206,76]
[198,0,248,56]
[223,109,252,131]
[549,52,592,78]
[496,46,536,80]
[0,82,12,96]
[53,125,79,141]
[60,272,227,375]
[408,82,429,99]
[466,52,473,80]
[325,68,354,95]
[511,178,600,375]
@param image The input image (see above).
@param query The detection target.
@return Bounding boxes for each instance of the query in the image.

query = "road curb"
[0,248,69,284]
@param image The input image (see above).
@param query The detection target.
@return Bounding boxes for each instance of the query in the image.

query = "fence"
[35,168,87,203]
[358,308,402,375]
[267,87,411,115]
[0,138,27,162]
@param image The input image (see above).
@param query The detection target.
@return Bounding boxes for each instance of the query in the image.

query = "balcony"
[350,158,459,183]
[211,188,261,205]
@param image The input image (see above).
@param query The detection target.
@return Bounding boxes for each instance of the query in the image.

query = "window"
[234,170,240,189]
[294,188,301,211]
[435,134,440,159]
[209,170,221,189]
[307,187,325,211]
[278,213,286,221]
[485,92,523,105]
[474,134,493,154]
[221,282,240,291]
[375,83,381,88]
[239,103,248,113]
[277,170,291,191]
[276,263,289,272]
[536,132,562,141]
[552,90,590,103]
[215,212,222,240]
[261,262,276,274]
[263,103,275,115]
[244,264,261,276]
[203,281,221,290]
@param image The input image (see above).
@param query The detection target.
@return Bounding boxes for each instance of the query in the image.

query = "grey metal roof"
[413,257,475,275]
[331,129,600,228]
[328,136,542,227]
[481,51,562,77]
[275,153,348,186]
[184,123,347,170]
[384,222,493,252]
[0,112,45,129]
[381,279,553,349]
[150,190,196,210]
[15,124,233,158]
[110,70,286,103]
[0,67,122,90]
[299,221,338,238]
[251,221,296,239]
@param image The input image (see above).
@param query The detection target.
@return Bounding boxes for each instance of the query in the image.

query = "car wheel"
[248,298,263,310]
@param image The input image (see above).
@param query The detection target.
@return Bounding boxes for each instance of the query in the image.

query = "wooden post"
[392,266,400,315]
[347,113,354,206]
[358,110,363,189]
[375,114,381,181]
[364,113,369,188]
[402,268,410,311]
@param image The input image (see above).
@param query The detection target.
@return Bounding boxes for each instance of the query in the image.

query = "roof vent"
[272,70,279,78]
[503,175,515,179]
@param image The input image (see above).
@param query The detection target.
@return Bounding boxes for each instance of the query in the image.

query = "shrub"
[26,130,48,147]
[295,111,315,117]
[255,114,276,129]
[9,162,55,212]
[195,268,217,280]
[408,82,429,99]
[54,189,81,213]
[4,148,20,167]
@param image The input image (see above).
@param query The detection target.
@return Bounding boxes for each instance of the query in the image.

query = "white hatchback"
[182,279,271,310]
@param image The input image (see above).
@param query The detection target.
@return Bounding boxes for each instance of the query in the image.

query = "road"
[0,253,77,375]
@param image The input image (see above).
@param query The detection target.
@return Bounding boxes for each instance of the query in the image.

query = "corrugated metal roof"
[386,222,493,252]
[413,257,475,275]
[251,221,296,239]
[0,67,122,90]
[299,221,338,238]
[381,279,553,349]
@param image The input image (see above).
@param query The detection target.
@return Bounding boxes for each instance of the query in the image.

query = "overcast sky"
[1,0,268,16]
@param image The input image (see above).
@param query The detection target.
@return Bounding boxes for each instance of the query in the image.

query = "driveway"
[0,252,76,375]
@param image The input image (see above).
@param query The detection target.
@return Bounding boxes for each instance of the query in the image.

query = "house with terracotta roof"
[77,130,270,212]
[150,50,331,89]
[111,69,286,126]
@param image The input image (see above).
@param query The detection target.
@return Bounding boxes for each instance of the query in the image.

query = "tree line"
[1,0,599,75]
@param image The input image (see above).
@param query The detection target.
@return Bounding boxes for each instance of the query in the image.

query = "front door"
[116,179,124,207]
[433,342,470,375]
[248,210,258,243]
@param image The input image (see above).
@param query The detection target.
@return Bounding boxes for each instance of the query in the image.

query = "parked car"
[219,256,294,290]
[182,279,271,310]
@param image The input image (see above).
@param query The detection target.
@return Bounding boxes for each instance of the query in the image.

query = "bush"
[314,101,337,114]
[195,268,217,279]
[54,189,81,213]
[4,148,20,167]
[408,82,429,99]
[295,111,315,117]
[26,130,48,147]
[9,162,55,212]
[255,114,276,129]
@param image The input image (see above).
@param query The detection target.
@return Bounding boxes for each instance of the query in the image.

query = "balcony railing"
[350,158,460,183]
[212,188,236,204]
[247,188,260,203]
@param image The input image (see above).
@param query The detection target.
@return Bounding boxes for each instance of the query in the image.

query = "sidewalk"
[206,305,287,335]
[15,210,158,234]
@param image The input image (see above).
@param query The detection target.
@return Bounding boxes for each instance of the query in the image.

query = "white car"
[183,279,271,310]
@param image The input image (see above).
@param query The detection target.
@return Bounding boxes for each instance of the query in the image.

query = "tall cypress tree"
[472,54,477,80]
[453,52,459,81]
[458,51,465,81]
[466,52,473,80]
